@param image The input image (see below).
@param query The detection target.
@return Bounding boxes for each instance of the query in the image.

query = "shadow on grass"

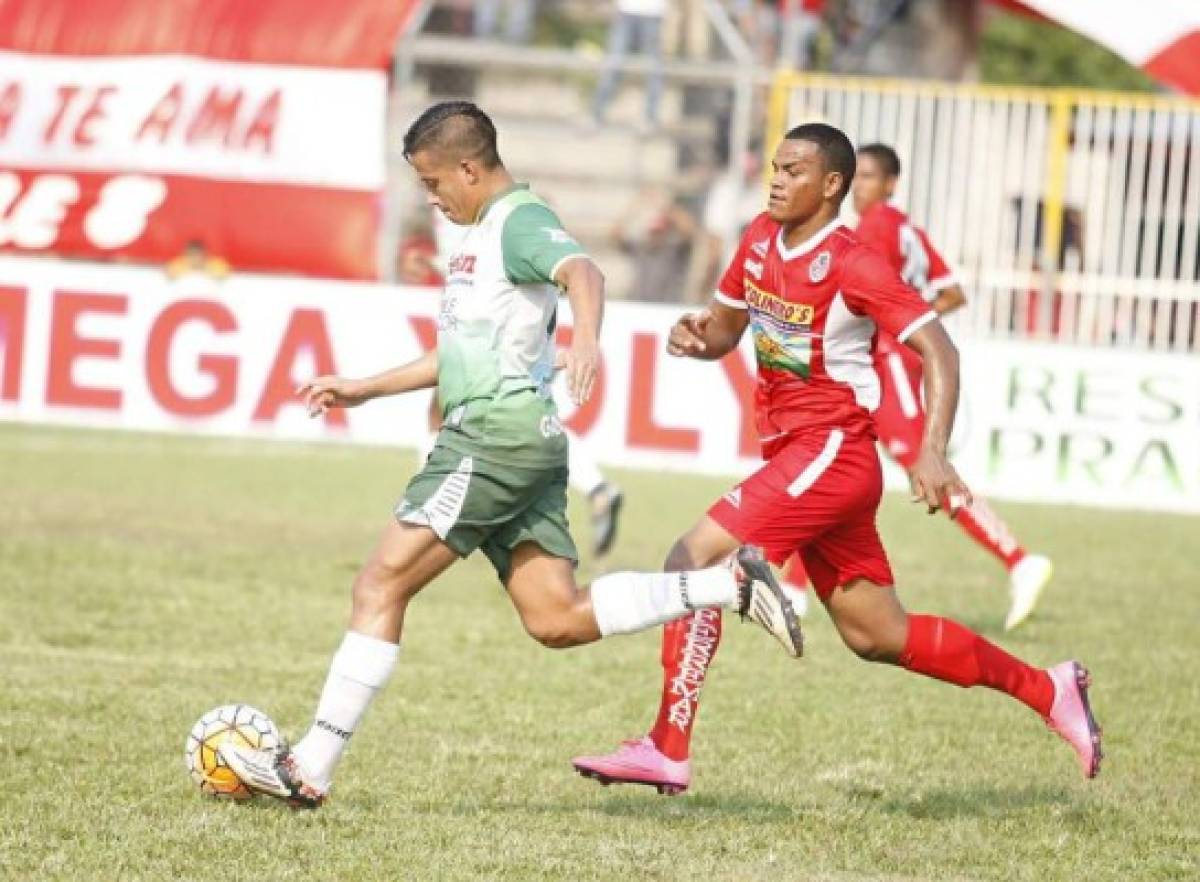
[875,783,1072,819]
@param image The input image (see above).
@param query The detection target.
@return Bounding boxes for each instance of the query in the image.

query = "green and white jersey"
[436,184,588,468]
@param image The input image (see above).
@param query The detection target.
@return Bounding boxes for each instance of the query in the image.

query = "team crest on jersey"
[808,250,831,283]
[750,238,770,258]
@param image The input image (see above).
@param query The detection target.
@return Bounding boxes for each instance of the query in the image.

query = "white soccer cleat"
[731,546,804,658]
[219,741,328,809]
[1006,553,1053,631]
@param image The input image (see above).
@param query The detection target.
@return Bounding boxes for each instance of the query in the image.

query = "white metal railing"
[768,73,1200,352]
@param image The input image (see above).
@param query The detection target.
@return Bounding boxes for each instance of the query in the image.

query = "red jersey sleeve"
[854,205,902,268]
[916,227,956,295]
[714,223,754,310]
[841,246,937,343]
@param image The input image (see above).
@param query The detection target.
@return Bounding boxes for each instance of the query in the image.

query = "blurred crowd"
[399,1,828,302]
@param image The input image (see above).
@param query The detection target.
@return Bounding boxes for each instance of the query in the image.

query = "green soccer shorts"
[395,442,578,583]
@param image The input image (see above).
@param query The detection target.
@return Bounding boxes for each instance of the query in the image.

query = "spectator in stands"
[697,144,764,299]
[611,183,700,302]
[592,0,666,132]
[778,0,824,69]
[474,0,536,43]
[165,239,230,281]
[733,0,780,66]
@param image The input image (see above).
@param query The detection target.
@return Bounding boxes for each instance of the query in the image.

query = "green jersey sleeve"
[501,202,587,285]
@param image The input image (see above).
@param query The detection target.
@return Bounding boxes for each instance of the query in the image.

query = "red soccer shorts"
[874,348,926,471]
[708,429,894,600]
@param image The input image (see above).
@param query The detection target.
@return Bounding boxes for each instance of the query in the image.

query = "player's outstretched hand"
[295,376,369,417]
[563,338,600,405]
[909,449,972,516]
[667,310,713,357]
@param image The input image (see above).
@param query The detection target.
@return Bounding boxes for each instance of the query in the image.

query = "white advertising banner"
[1,256,1196,514]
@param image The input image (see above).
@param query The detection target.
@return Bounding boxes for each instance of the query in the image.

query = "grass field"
[1,422,1197,882]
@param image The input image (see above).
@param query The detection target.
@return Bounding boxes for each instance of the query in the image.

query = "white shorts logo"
[722,487,742,508]
[540,414,564,438]
[809,250,832,283]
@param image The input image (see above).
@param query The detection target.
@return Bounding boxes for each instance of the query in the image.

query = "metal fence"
[767,73,1200,352]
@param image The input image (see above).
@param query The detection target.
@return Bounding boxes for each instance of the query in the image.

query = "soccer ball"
[184,704,280,800]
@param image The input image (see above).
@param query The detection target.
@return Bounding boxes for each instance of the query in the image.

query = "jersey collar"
[775,217,843,261]
[474,182,529,225]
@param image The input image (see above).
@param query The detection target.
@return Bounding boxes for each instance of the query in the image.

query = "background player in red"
[572,123,1101,796]
[855,143,1053,632]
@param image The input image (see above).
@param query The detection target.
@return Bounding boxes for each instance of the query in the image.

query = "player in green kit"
[220,102,805,807]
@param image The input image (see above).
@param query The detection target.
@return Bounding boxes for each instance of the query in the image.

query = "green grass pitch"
[1,422,1197,881]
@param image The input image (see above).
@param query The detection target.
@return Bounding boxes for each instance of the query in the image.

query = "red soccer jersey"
[856,201,956,361]
[855,201,955,295]
[716,213,936,451]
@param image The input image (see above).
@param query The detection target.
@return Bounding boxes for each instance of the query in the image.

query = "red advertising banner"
[0,0,416,279]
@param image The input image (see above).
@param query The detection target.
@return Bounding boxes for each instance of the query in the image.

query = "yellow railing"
[764,72,1200,350]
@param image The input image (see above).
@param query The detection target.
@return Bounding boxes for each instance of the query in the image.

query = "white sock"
[566,430,606,497]
[291,631,399,789]
[590,565,737,636]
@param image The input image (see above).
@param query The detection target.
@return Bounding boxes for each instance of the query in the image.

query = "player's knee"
[663,539,696,571]
[353,558,418,610]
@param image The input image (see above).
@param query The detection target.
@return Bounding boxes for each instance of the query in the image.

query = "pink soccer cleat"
[1044,661,1103,779]
[572,737,691,796]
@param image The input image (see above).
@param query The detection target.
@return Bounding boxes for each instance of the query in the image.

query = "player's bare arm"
[666,301,749,360]
[297,349,439,417]
[556,256,605,405]
[902,321,971,514]
[931,283,966,316]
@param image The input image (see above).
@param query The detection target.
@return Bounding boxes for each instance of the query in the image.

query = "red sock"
[647,608,723,761]
[899,614,1054,716]
[955,496,1026,569]
[783,553,809,589]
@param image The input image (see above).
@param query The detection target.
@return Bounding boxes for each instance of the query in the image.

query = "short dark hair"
[403,101,501,168]
[858,143,901,178]
[784,122,856,203]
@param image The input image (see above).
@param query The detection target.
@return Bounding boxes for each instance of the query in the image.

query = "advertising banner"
[0,0,415,279]
[1,256,1196,514]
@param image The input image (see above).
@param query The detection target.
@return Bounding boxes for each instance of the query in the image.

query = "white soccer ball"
[184,704,280,800]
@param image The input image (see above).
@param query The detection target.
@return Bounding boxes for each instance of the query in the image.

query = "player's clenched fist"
[667,309,713,357]
[295,376,369,417]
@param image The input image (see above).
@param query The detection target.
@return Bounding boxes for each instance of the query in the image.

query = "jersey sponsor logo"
[542,227,577,246]
[750,237,770,258]
[808,249,832,283]
[745,281,815,379]
[743,258,764,279]
[447,254,476,275]
[744,281,815,326]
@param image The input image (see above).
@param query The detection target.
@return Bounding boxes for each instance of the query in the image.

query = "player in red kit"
[855,143,1053,631]
[571,124,1101,795]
